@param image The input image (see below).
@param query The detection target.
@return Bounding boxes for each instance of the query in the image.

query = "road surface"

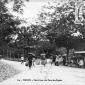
[0,59,85,85]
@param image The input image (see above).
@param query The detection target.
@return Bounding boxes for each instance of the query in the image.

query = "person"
[25,59,29,66]
[21,56,24,64]
[59,56,63,65]
[28,53,33,69]
[46,58,52,65]
[63,56,66,66]
[78,59,84,68]
[52,55,56,65]
[32,57,35,67]
[55,55,59,66]
[29,59,32,69]
[41,54,46,66]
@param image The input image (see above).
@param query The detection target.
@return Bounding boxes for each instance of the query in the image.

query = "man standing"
[28,53,34,69]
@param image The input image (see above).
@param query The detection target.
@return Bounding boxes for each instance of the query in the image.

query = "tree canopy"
[0,0,21,47]
[37,0,85,60]
[2,0,29,13]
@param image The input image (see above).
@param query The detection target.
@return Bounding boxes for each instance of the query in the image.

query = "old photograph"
[0,0,85,85]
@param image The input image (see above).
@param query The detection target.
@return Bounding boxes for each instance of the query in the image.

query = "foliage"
[37,0,85,60]
[0,0,22,58]
[2,0,29,14]
[0,0,21,45]
[36,40,56,55]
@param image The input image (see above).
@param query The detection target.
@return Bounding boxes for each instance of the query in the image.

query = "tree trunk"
[24,48,28,59]
[66,47,69,63]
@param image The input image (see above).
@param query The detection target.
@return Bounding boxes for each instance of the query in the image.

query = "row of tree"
[1,0,85,61]
[36,0,85,60]
[0,0,29,58]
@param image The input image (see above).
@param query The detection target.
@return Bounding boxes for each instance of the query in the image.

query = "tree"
[0,0,22,58]
[36,40,56,56]
[0,0,20,43]
[10,25,41,58]
[37,0,84,61]
[2,0,29,14]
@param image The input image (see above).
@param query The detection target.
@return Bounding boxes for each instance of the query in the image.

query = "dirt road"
[0,59,85,85]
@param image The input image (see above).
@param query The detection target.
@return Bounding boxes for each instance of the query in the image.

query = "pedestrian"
[78,59,84,68]
[46,58,52,65]
[63,56,66,66]
[42,54,46,66]
[55,55,59,66]
[21,55,24,64]
[28,53,33,69]
[25,59,29,66]
[29,59,32,69]
[32,57,35,67]
[52,55,56,65]
[42,59,47,66]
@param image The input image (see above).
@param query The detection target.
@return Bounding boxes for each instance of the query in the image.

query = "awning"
[74,51,85,54]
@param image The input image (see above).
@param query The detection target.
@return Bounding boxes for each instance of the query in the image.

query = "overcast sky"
[6,0,66,26]
[6,0,52,26]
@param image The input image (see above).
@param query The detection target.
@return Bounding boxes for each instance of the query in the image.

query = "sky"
[21,0,66,26]
[6,0,69,26]
[23,1,46,21]
[6,0,52,26]
[6,0,81,37]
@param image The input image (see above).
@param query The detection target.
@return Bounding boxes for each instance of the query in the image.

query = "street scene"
[0,0,85,85]
[0,59,85,85]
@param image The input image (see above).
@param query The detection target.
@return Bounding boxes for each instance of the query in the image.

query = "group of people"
[20,53,85,69]
[52,54,66,66]
[20,54,34,69]
[20,53,67,69]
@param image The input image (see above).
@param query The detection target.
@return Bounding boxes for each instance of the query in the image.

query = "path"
[0,59,85,85]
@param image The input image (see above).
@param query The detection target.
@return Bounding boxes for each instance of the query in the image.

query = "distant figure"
[52,55,56,65]
[59,56,63,65]
[35,59,41,65]
[46,58,52,65]
[29,59,32,69]
[41,54,46,66]
[32,57,36,66]
[55,55,59,66]
[25,59,29,66]
[41,59,47,66]
[21,56,24,64]
[28,54,34,69]
[63,56,66,66]
[78,59,84,68]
